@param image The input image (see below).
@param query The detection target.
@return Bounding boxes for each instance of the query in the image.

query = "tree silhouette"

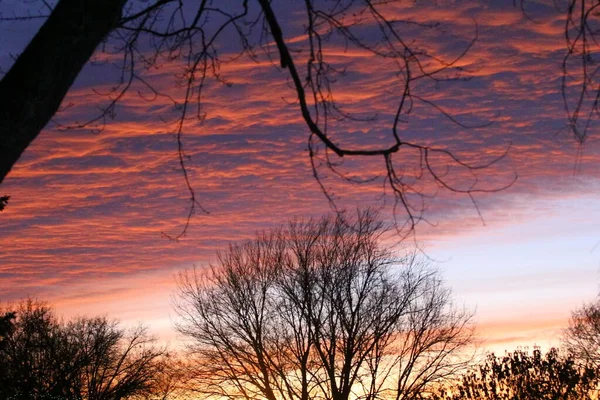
[0,299,169,400]
[433,348,599,400]
[0,195,8,212]
[0,300,78,399]
[0,0,125,184]
[0,0,513,238]
[0,310,15,352]
[564,295,600,369]
[175,210,474,400]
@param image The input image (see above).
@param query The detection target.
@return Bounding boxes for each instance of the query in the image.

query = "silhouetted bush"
[432,347,599,400]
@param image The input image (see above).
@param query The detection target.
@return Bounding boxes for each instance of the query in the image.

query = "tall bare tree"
[175,210,474,400]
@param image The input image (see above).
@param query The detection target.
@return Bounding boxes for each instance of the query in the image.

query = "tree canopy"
[0,299,169,400]
[175,211,474,400]
[434,348,600,400]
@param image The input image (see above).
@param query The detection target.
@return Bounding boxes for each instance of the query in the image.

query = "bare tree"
[0,299,169,400]
[175,210,474,400]
[563,295,600,368]
[0,1,514,238]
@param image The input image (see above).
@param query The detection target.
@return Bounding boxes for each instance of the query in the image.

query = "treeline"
[433,348,599,400]
[1,211,599,399]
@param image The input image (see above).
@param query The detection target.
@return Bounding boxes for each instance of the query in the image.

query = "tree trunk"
[0,0,125,183]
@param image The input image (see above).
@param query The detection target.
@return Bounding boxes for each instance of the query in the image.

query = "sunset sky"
[1,0,600,354]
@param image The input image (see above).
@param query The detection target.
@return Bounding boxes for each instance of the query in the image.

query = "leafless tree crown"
[175,210,474,400]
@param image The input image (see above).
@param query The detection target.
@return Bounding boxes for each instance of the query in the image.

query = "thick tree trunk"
[0,0,126,184]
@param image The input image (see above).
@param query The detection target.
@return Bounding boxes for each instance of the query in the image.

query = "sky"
[1,0,600,355]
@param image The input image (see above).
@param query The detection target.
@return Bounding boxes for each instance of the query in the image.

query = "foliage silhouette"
[433,348,600,400]
[0,299,171,400]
